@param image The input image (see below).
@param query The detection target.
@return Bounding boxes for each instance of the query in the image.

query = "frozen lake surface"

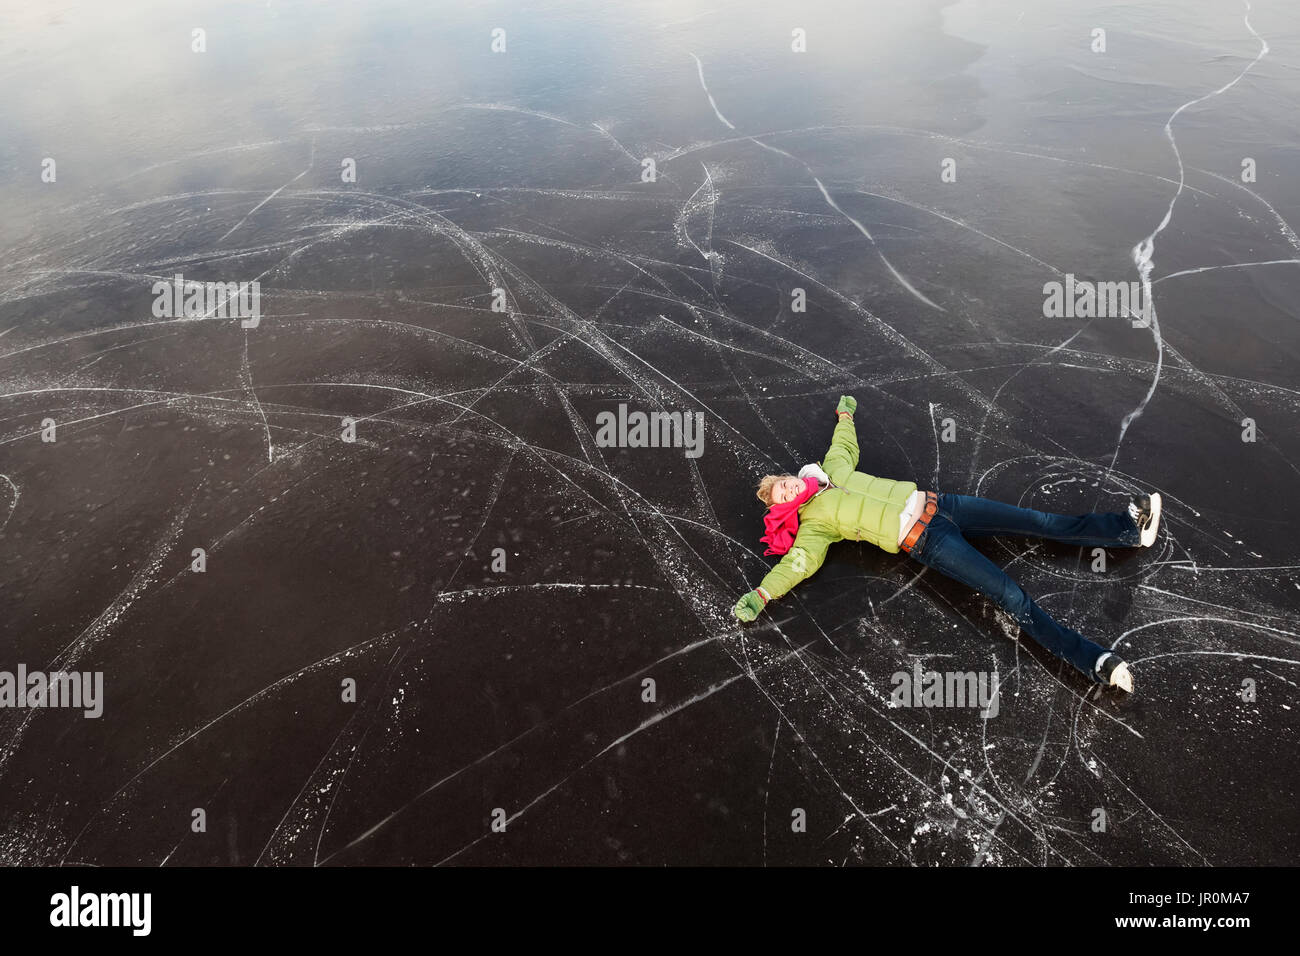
[0,0,1297,864]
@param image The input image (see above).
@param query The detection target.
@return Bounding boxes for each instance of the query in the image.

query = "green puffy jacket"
[758,417,916,601]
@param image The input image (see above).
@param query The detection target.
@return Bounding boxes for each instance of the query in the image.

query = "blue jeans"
[905,493,1142,683]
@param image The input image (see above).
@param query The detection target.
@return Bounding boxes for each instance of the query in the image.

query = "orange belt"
[899,491,939,554]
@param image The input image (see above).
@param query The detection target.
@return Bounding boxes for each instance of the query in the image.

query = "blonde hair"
[756,474,797,507]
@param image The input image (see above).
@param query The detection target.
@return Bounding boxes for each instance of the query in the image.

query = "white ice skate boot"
[1095,652,1134,693]
[1128,492,1162,548]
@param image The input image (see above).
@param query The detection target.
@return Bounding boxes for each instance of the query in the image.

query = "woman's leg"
[908,515,1109,682]
[939,492,1140,548]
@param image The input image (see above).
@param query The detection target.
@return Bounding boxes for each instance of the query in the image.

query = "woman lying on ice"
[732,395,1163,693]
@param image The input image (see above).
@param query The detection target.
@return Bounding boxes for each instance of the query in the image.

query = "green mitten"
[733,590,765,622]
[836,395,857,417]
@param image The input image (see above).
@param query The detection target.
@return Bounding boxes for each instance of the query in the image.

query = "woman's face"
[771,476,806,505]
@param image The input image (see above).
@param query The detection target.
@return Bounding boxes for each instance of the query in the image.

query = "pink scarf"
[760,477,821,556]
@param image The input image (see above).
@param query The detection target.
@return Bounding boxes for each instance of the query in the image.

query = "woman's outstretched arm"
[733,524,834,621]
[822,395,858,485]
